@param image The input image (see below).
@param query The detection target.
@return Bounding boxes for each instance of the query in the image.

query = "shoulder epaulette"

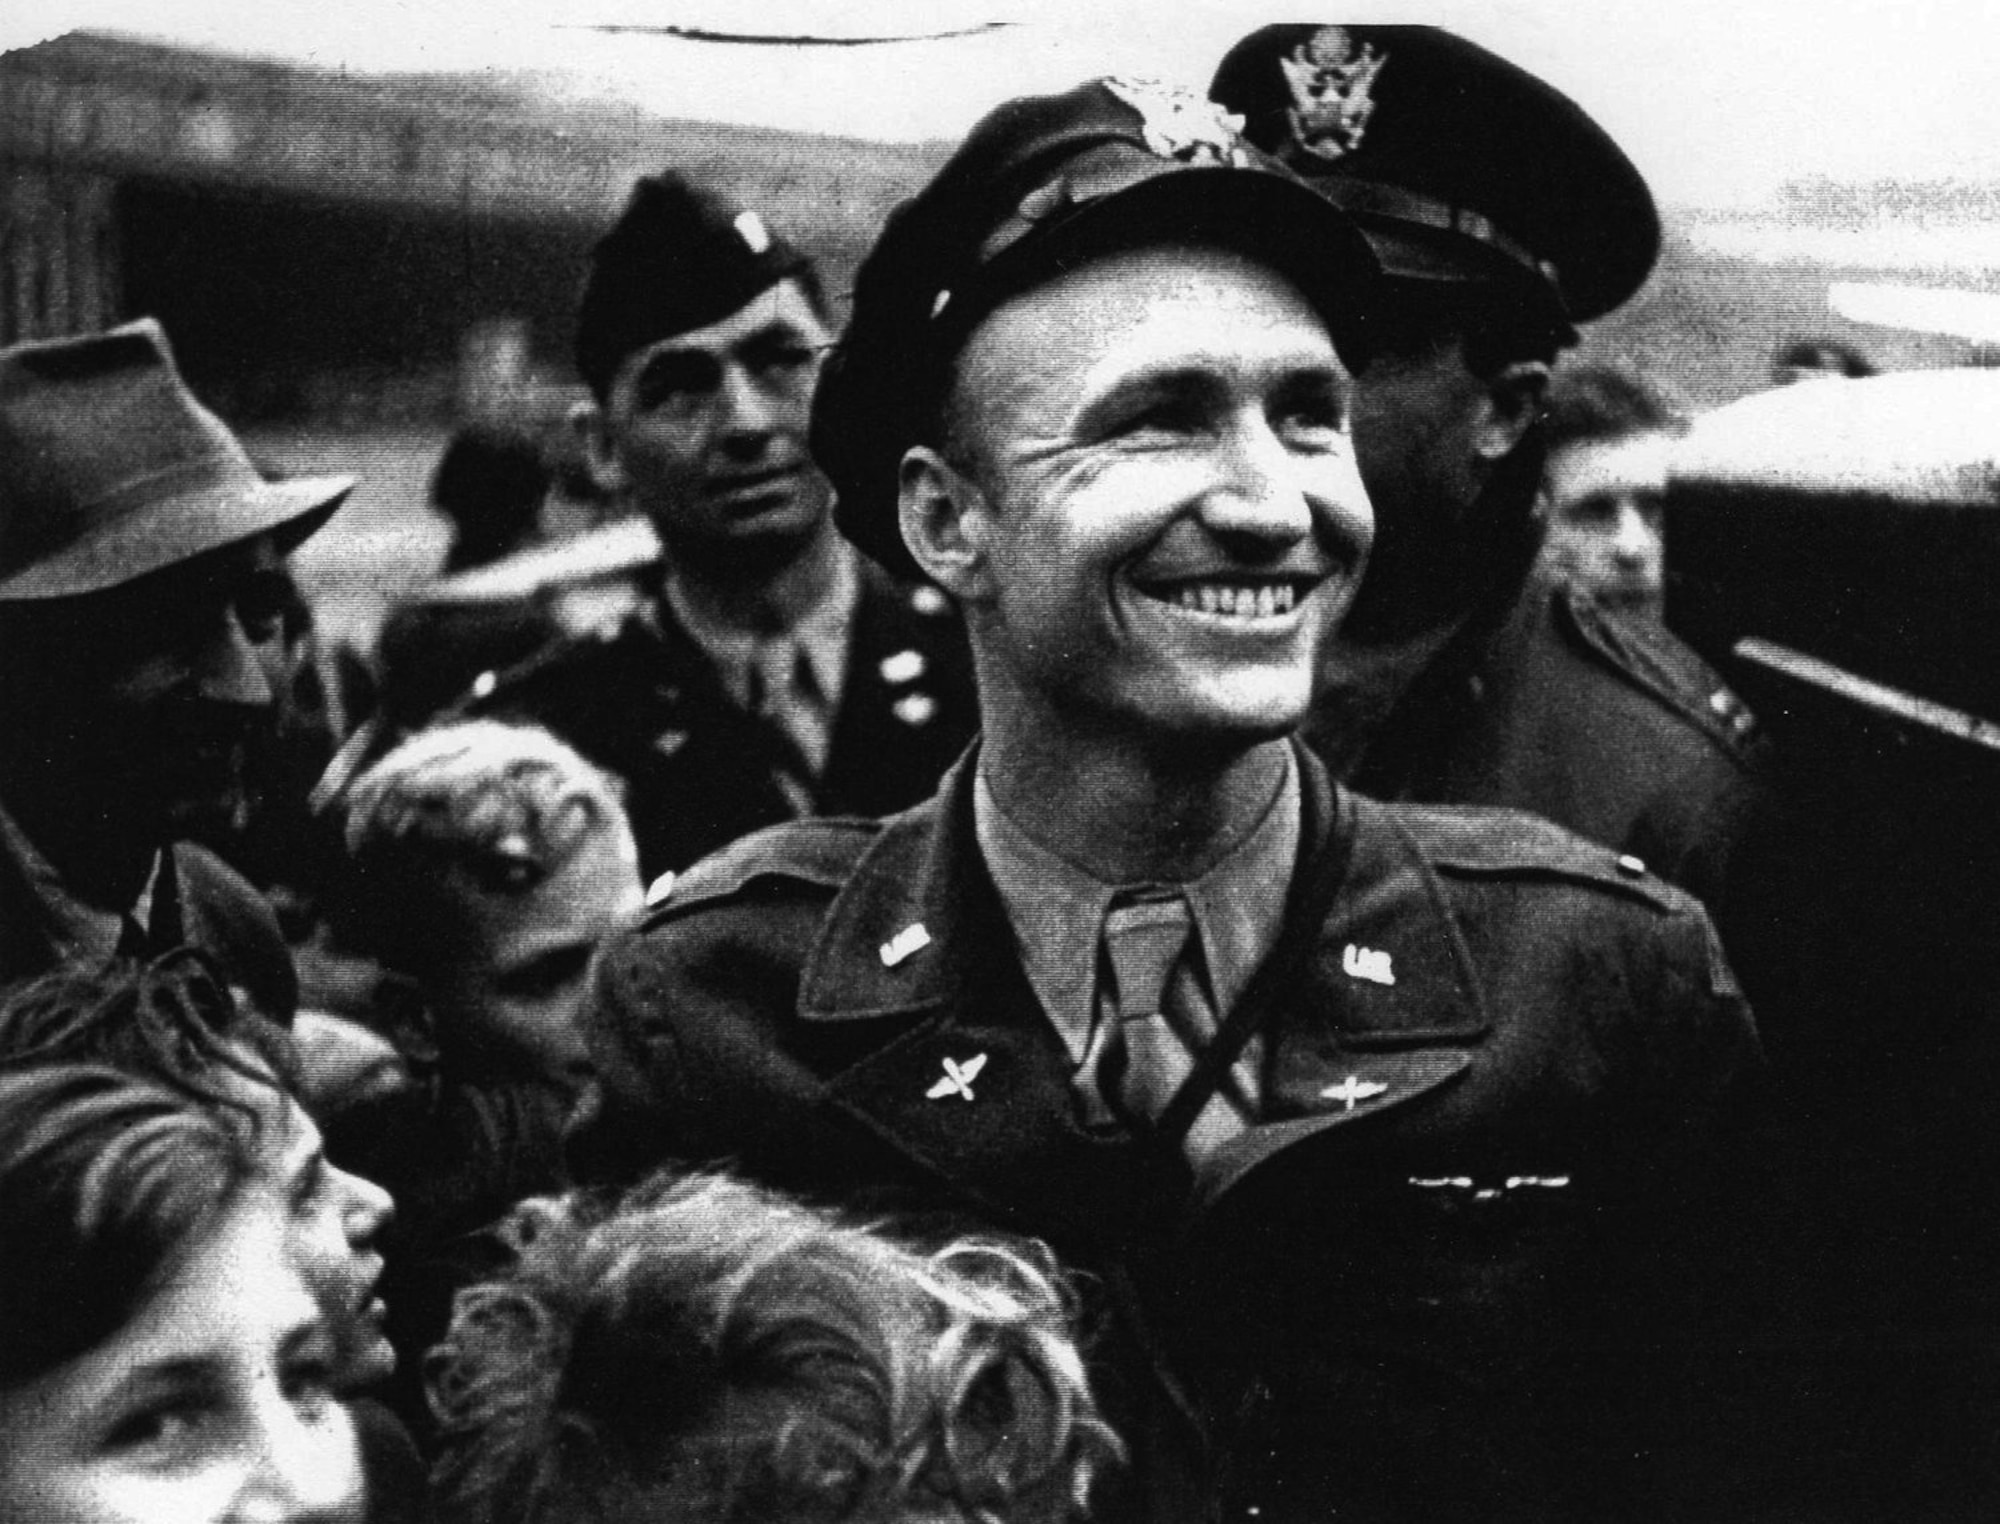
[858,557,956,621]
[1382,799,1690,914]
[642,816,881,924]
[1555,583,1761,761]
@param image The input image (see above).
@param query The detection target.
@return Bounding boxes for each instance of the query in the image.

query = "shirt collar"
[0,793,163,966]
[973,751,1302,1065]
[661,540,861,712]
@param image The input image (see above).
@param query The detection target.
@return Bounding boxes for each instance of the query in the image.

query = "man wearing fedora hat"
[0,319,351,1018]
[1211,26,1762,912]
[568,77,1762,1521]
[436,170,976,882]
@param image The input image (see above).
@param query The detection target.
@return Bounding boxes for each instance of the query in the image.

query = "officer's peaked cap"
[1211,25,1659,323]
[814,76,1381,580]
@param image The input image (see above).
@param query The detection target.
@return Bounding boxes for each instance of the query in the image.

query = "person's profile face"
[0,1188,364,1524]
[595,278,835,567]
[942,243,1373,745]
[422,812,646,1085]
[212,1055,396,1391]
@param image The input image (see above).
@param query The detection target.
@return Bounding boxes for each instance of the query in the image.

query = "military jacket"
[462,561,976,879]
[574,746,1763,1522]
[1338,570,1763,910]
[0,794,296,1019]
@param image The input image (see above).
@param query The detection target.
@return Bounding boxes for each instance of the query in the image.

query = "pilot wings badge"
[1281,26,1387,163]
[927,1053,987,1102]
[1102,77,1249,167]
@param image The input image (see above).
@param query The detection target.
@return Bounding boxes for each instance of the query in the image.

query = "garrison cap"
[575,170,815,399]
[814,76,1381,580]
[1210,25,1659,323]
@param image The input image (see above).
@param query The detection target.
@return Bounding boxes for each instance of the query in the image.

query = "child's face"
[422,815,646,1083]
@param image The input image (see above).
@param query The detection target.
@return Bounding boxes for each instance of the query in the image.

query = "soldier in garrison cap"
[1212,26,1762,910]
[568,77,1762,1524]
[0,320,352,1020]
[444,170,975,881]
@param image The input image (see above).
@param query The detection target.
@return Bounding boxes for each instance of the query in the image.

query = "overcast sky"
[20,0,2000,211]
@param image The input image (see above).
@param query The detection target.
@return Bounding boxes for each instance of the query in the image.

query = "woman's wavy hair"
[0,948,297,1122]
[0,1063,258,1386]
[427,1170,1123,1524]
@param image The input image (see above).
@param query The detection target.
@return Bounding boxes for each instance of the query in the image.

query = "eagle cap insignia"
[1102,77,1250,167]
[1281,26,1387,163]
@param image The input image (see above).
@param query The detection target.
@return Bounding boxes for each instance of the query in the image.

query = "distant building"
[1,32,936,425]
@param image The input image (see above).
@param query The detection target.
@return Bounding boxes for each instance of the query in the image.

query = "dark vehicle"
[1667,369,2000,1519]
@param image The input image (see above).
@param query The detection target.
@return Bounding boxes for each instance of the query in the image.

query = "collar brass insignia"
[1103,76,1250,167]
[1281,26,1387,164]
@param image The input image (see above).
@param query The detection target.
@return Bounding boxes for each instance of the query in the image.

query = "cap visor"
[422,515,663,605]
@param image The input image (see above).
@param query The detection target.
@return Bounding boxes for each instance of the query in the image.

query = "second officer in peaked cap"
[1211,23,1658,323]
[570,74,1761,1524]
[1211,25,1763,923]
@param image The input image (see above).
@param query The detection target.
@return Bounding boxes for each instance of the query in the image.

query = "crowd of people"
[0,22,1978,1524]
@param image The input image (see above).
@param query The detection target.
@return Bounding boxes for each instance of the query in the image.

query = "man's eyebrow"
[1073,359,1345,427]
[735,321,824,352]
[634,346,714,377]
[1071,366,1216,424]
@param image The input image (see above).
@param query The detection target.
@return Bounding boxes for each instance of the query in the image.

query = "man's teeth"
[1171,583,1297,617]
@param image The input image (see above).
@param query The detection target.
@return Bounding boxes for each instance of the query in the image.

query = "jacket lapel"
[798,755,1159,1244]
[794,748,1498,1238]
[1195,755,1492,1201]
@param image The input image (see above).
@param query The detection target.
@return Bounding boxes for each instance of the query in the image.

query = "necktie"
[744,638,818,813]
[1098,892,1201,1126]
[115,913,151,960]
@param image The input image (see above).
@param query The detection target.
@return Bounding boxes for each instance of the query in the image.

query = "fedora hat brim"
[0,472,354,601]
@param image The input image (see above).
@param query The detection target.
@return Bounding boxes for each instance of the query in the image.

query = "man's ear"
[570,398,628,497]
[899,447,995,602]
[1474,360,1552,463]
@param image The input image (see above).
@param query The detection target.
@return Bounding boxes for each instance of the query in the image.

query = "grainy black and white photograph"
[2,3,1997,1520]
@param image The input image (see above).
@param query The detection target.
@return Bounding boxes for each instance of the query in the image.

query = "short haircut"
[0,1062,257,1386]
[342,722,630,971]
[427,1170,1123,1524]
[1541,362,1685,453]
[0,948,299,1118]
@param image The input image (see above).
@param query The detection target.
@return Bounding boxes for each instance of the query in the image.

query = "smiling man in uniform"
[572,80,1762,1523]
